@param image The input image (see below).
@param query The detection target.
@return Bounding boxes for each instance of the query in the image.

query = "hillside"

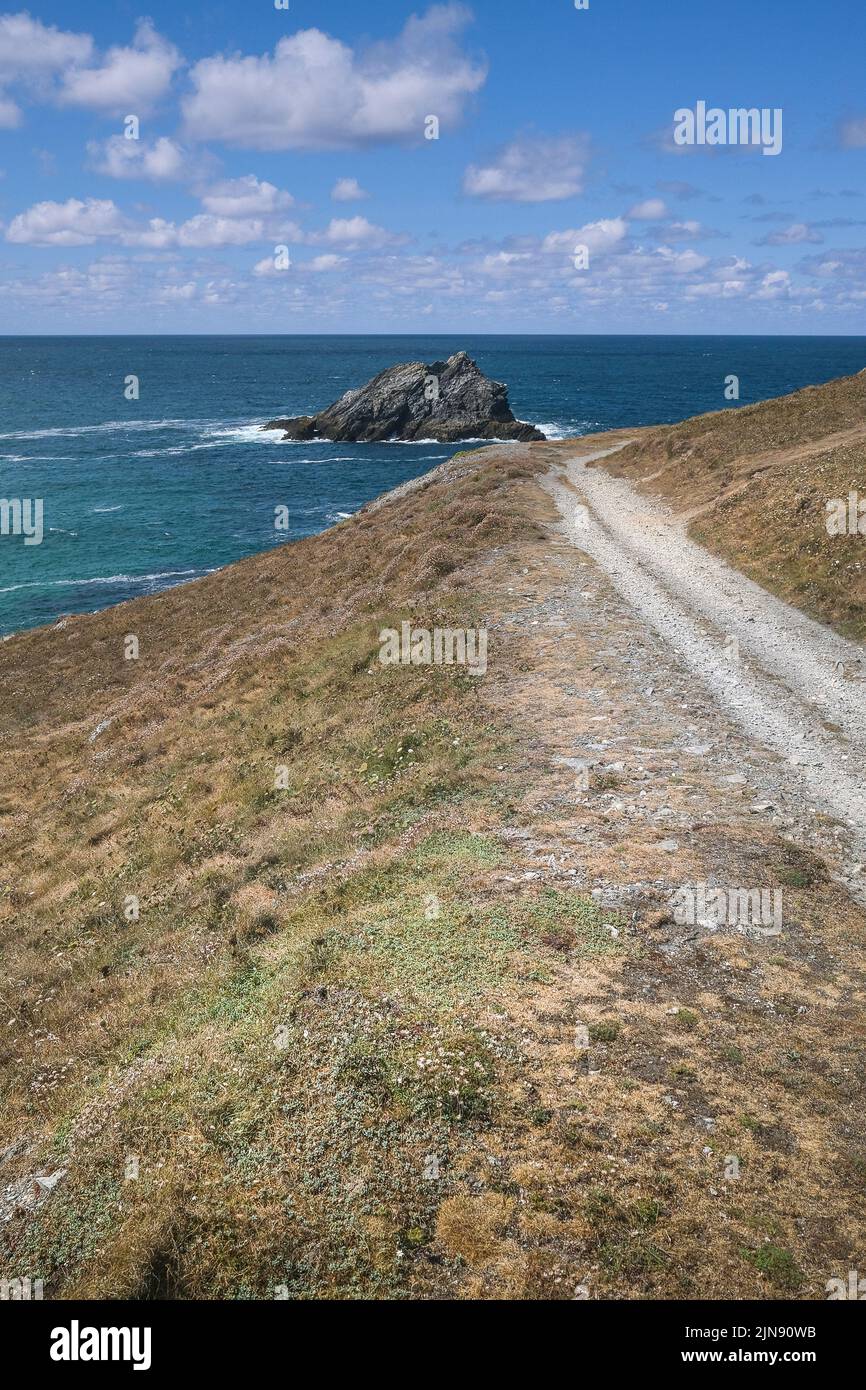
[583,367,866,639]
[1,371,865,1301]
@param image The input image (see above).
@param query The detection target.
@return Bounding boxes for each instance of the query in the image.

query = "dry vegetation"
[581,366,866,639]
[1,369,865,1300]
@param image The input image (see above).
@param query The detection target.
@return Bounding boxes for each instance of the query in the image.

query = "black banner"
[4,1298,859,1375]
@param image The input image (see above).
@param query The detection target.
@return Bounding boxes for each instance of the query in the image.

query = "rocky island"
[262,349,546,443]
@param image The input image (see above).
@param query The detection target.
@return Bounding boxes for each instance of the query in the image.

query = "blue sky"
[0,0,864,332]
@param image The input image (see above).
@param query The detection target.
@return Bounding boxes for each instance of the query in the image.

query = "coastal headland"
[1,368,865,1300]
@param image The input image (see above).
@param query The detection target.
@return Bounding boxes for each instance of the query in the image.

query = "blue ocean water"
[1,334,865,637]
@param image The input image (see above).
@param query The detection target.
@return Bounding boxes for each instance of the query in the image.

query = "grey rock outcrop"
[262,351,545,443]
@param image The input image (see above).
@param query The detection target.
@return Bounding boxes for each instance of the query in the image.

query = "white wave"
[0,453,75,462]
[201,422,281,444]
[0,418,209,442]
[92,505,124,513]
[278,454,360,465]
[132,445,199,458]
[0,567,206,596]
[531,421,590,441]
[133,428,285,458]
[276,436,337,445]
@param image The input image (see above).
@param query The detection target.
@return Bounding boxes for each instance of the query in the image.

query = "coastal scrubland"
[1,369,864,1299]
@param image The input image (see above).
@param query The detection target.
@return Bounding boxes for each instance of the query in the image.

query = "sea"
[1,334,865,637]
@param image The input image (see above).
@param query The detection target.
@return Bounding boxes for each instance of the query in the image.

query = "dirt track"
[543,445,866,891]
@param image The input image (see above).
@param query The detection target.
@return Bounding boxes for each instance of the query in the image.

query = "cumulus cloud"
[3,196,291,250]
[756,222,823,246]
[182,4,486,149]
[755,269,792,299]
[0,16,181,123]
[463,134,589,202]
[0,11,93,76]
[87,135,190,181]
[476,250,533,274]
[167,215,266,249]
[305,254,349,272]
[651,245,710,274]
[58,20,182,115]
[0,11,94,126]
[798,248,866,288]
[311,216,404,249]
[200,176,294,217]
[331,178,369,202]
[7,179,409,255]
[252,256,284,278]
[542,218,628,258]
[5,197,127,246]
[628,198,668,220]
[156,281,197,303]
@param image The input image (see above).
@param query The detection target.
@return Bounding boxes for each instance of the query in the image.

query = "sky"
[0,0,864,333]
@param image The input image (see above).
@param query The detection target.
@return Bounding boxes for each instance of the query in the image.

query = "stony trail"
[544,445,866,871]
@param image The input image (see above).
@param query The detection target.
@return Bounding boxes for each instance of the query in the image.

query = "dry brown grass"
[2,372,866,1300]
[0,446,559,1300]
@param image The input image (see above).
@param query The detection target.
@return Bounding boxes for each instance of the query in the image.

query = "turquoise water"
[1,334,865,636]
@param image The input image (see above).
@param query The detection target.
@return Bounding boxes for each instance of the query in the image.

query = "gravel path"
[545,445,866,867]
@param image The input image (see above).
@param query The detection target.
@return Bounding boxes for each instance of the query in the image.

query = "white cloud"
[87,135,189,181]
[182,4,486,150]
[157,281,197,303]
[757,222,822,246]
[477,250,533,275]
[331,178,369,202]
[652,245,709,273]
[125,214,274,250]
[200,176,294,217]
[58,20,182,115]
[542,218,628,258]
[628,198,668,220]
[669,220,702,236]
[312,216,402,249]
[0,12,93,77]
[756,269,792,299]
[0,11,94,127]
[5,197,126,246]
[173,215,265,248]
[305,254,348,272]
[4,197,282,250]
[463,134,589,202]
[252,256,283,278]
[685,279,745,299]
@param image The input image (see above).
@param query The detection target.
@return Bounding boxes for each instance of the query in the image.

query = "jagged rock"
[262,350,546,444]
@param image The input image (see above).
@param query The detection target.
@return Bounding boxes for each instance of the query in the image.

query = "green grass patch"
[742,1243,802,1292]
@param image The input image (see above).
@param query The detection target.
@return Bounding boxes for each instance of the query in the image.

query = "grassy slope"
[1,448,571,1298]
[587,367,866,639]
[1,372,865,1300]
